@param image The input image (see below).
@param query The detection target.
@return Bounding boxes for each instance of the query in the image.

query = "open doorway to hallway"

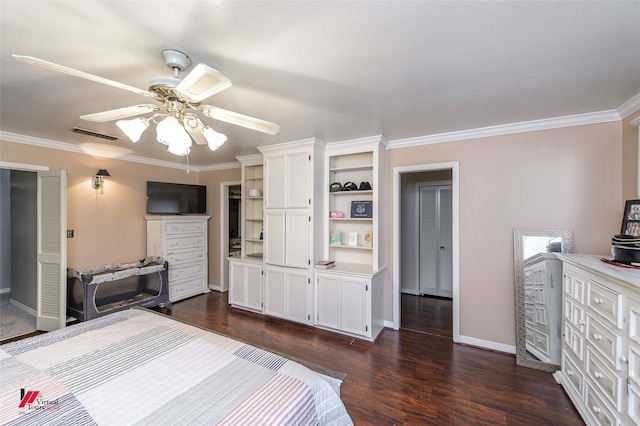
[393,162,459,341]
[399,169,452,338]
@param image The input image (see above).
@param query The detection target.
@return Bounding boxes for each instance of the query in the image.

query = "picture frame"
[621,199,640,236]
[351,200,372,218]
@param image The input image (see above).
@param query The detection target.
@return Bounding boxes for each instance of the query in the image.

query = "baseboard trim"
[458,335,516,354]
[9,298,37,317]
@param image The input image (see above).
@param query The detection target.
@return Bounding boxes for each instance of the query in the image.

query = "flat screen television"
[146,181,206,214]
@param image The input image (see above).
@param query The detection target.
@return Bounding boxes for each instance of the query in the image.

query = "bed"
[0,308,353,425]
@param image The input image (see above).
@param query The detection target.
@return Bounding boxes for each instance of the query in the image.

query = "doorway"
[393,162,460,342]
[218,181,241,292]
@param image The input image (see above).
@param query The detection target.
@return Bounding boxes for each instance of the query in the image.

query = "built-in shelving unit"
[239,155,264,258]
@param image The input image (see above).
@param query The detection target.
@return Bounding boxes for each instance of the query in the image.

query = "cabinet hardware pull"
[621,356,629,363]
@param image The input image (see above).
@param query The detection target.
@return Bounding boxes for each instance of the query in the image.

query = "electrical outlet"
[67,230,74,238]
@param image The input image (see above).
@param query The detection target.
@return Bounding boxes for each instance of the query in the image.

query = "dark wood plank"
[157,291,585,426]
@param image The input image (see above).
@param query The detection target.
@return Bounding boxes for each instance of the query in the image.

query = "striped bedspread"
[0,309,353,425]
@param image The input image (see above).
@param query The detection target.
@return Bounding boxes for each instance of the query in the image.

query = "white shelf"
[329,190,373,196]
[246,218,263,221]
[330,218,372,222]
[246,238,264,243]
[246,196,263,200]
[329,165,373,173]
[244,177,263,181]
[329,244,373,250]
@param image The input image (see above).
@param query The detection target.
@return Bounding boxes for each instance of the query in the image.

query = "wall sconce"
[91,169,110,194]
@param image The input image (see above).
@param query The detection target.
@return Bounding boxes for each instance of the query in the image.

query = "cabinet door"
[286,269,311,324]
[264,155,286,208]
[264,210,285,266]
[285,152,310,208]
[264,267,286,318]
[317,274,340,329]
[285,212,310,269]
[246,263,263,311]
[341,277,368,335]
[228,261,246,306]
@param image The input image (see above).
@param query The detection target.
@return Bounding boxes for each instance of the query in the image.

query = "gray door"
[419,185,452,297]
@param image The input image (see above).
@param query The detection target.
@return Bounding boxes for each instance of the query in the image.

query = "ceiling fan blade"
[80,105,159,122]
[199,105,280,135]
[174,63,232,103]
[13,55,156,98]
[183,114,209,145]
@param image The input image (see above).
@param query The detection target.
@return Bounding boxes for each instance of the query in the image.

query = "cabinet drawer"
[628,345,640,388]
[524,288,534,304]
[586,314,623,369]
[628,381,640,426]
[586,349,624,411]
[562,350,584,399]
[584,381,623,426]
[534,329,550,356]
[168,261,206,282]
[165,234,206,251]
[165,249,207,266]
[164,221,206,235]
[170,276,207,301]
[525,306,535,324]
[587,279,624,329]
[564,270,585,304]
[564,322,584,361]
[565,298,585,333]
[524,269,533,286]
[526,325,535,346]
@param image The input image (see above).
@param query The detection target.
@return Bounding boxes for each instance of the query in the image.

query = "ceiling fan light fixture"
[203,126,227,151]
[116,117,149,142]
[157,116,192,155]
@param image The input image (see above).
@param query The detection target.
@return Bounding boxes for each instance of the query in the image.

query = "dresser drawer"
[586,349,624,411]
[524,288,534,305]
[628,297,640,347]
[170,276,207,301]
[562,350,584,399]
[587,279,624,329]
[586,314,623,369]
[628,345,640,388]
[564,268,585,304]
[525,305,535,324]
[628,381,640,426]
[564,322,584,361]
[524,269,534,286]
[526,325,535,346]
[168,261,206,282]
[584,381,623,426]
[565,298,585,333]
[534,329,550,356]
[165,234,206,251]
[164,221,207,235]
[165,249,207,266]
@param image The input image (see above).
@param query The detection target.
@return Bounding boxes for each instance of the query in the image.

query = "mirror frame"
[514,228,574,371]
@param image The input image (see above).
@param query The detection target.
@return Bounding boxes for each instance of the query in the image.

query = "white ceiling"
[1,1,639,168]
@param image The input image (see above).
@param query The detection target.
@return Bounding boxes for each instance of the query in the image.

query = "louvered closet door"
[419,185,452,298]
[36,170,67,331]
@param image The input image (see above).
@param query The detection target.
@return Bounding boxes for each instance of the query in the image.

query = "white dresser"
[555,254,640,425]
[145,215,211,302]
[523,253,563,364]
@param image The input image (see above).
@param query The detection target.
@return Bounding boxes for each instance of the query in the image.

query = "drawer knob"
[594,297,603,304]
[621,356,629,363]
[593,333,602,341]
[579,320,586,325]
[567,370,573,376]
[592,406,601,414]
[594,371,603,379]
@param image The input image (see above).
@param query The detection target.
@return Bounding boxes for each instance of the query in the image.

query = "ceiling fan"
[13,49,280,156]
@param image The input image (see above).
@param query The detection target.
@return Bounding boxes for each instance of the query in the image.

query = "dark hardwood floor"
[157,291,584,425]
[400,293,453,338]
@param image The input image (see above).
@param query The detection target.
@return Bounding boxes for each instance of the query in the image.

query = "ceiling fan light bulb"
[156,115,183,146]
[203,126,227,151]
[116,117,148,143]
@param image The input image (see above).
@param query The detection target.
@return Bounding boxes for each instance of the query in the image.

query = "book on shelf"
[330,229,342,245]
[315,260,335,269]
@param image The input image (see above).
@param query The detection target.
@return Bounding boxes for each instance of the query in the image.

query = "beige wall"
[0,141,240,287]
[2,118,636,348]
[387,121,624,346]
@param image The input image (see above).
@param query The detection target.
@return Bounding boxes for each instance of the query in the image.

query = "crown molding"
[618,92,640,120]
[0,131,231,172]
[197,162,240,172]
[386,110,621,150]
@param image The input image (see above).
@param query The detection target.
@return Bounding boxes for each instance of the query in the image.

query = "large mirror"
[514,228,574,372]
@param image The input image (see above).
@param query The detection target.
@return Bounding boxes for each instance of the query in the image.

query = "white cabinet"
[264,210,310,269]
[555,254,640,426]
[259,139,324,326]
[263,151,311,209]
[315,265,384,341]
[264,265,312,324]
[145,215,210,302]
[228,258,262,312]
